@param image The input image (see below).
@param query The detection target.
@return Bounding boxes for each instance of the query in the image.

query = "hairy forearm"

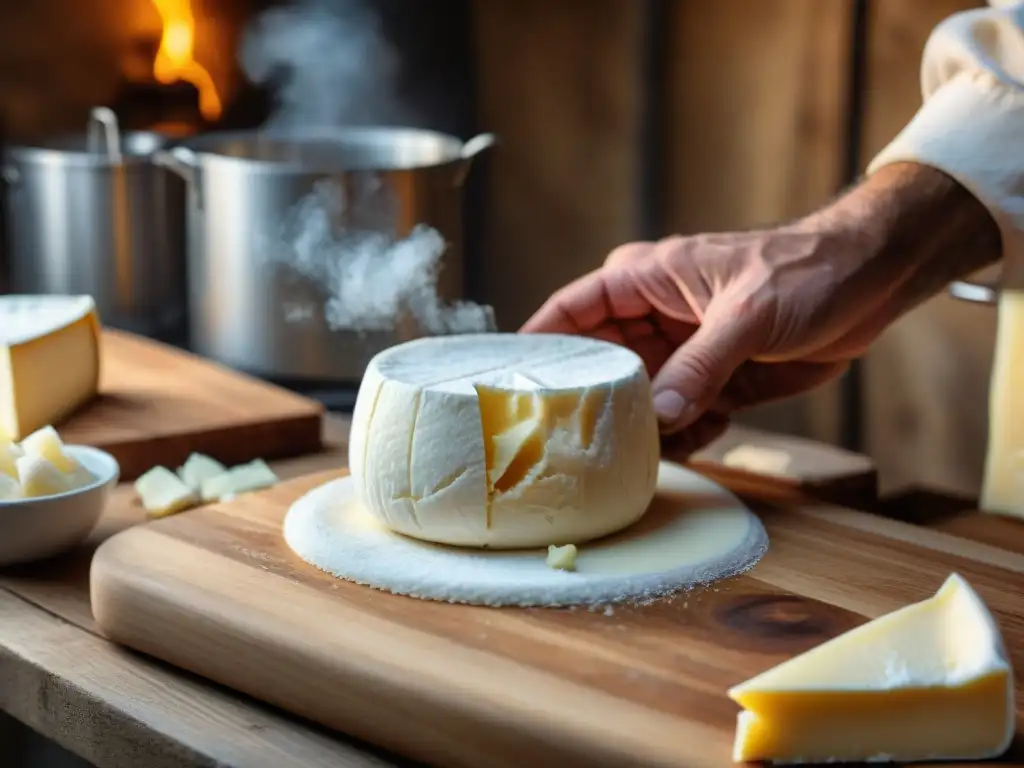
[814,162,1002,322]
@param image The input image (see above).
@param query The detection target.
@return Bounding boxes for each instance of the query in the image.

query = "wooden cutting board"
[57,330,324,480]
[90,469,1024,768]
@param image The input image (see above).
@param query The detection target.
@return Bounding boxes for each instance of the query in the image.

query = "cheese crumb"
[546,543,578,571]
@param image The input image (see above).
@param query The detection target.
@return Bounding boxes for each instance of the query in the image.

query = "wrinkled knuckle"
[604,242,651,267]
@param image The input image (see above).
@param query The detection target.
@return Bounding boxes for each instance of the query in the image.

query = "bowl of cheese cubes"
[0,425,119,566]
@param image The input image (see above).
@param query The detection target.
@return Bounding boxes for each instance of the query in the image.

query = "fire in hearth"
[151,0,222,121]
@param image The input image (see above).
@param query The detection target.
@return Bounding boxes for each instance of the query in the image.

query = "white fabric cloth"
[868,1,1024,281]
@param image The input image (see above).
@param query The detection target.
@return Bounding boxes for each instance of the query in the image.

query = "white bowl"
[0,445,120,566]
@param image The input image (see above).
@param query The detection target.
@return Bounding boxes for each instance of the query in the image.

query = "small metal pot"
[2,110,188,338]
[154,127,496,383]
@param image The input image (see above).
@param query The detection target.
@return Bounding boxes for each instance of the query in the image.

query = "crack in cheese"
[0,295,101,441]
[349,334,660,548]
[728,573,1014,764]
[982,289,1024,517]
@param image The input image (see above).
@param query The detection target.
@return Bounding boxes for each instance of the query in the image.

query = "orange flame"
[151,0,222,122]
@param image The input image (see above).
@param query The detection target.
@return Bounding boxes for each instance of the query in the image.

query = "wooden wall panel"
[859,0,990,495]
[663,0,853,444]
[473,0,642,330]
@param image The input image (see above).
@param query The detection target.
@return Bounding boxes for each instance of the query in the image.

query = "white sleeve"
[868,1,1024,271]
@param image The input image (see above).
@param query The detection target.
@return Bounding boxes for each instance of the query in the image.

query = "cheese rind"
[729,573,1014,764]
[349,334,661,549]
[0,295,101,441]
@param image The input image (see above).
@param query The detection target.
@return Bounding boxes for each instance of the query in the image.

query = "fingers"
[650,298,766,434]
[519,263,652,335]
[715,360,849,412]
[661,412,731,461]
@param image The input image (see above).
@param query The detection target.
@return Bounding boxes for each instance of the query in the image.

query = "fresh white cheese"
[729,573,1014,763]
[0,295,101,441]
[349,333,660,549]
[177,452,228,491]
[135,466,200,518]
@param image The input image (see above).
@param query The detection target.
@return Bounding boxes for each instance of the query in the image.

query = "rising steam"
[240,0,494,337]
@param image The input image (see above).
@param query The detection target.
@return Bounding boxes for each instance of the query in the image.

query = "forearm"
[820,162,1002,321]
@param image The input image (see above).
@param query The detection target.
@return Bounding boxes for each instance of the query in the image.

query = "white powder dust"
[282,463,769,608]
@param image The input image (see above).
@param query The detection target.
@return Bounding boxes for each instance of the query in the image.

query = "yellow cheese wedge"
[728,573,1014,764]
[19,425,79,474]
[0,296,101,441]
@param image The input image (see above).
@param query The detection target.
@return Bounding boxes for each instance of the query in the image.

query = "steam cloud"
[240,0,494,338]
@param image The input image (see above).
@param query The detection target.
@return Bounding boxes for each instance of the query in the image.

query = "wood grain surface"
[90,470,1024,768]
[56,330,324,481]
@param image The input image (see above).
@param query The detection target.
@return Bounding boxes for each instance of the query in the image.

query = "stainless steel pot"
[154,127,496,383]
[2,115,187,338]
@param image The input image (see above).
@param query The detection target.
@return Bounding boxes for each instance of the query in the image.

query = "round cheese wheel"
[348,333,660,548]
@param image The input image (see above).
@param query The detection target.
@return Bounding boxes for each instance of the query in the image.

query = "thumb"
[651,301,764,433]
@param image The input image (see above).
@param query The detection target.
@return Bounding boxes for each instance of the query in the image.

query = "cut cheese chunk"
[546,543,577,571]
[0,441,21,478]
[135,466,199,518]
[20,424,79,474]
[199,459,278,502]
[178,452,228,491]
[982,289,1024,516]
[17,454,76,498]
[0,295,101,441]
[349,333,660,548]
[729,573,1014,764]
[0,471,21,500]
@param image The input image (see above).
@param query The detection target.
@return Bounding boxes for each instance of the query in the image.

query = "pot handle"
[153,146,202,207]
[454,132,498,187]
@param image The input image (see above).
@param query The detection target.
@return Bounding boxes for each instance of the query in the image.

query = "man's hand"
[521,163,1001,457]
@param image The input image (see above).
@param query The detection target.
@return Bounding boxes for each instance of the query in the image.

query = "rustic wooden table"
[0,414,1015,768]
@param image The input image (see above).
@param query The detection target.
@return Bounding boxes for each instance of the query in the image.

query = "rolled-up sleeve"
[868,1,1024,268]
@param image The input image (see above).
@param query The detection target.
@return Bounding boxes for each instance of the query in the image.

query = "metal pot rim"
[4,131,171,168]
[173,126,475,173]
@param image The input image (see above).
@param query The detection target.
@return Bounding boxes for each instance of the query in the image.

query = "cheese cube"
[177,452,228,491]
[0,296,101,441]
[546,544,577,571]
[199,459,278,502]
[19,425,79,474]
[0,471,21,501]
[728,573,1014,763]
[17,454,75,498]
[135,466,199,518]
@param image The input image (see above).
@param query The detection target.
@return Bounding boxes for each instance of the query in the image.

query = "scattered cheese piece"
[722,444,792,475]
[200,459,279,502]
[546,544,577,571]
[20,424,79,474]
[349,334,660,548]
[0,295,100,441]
[177,452,228,491]
[729,573,1014,764]
[135,466,199,518]
[17,454,75,498]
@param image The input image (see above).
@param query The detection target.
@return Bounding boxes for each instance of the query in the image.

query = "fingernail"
[653,390,689,423]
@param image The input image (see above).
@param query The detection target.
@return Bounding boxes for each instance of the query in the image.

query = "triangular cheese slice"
[0,295,100,440]
[729,573,1014,764]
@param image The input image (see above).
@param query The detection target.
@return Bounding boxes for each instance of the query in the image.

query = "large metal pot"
[154,127,496,383]
[2,124,188,338]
